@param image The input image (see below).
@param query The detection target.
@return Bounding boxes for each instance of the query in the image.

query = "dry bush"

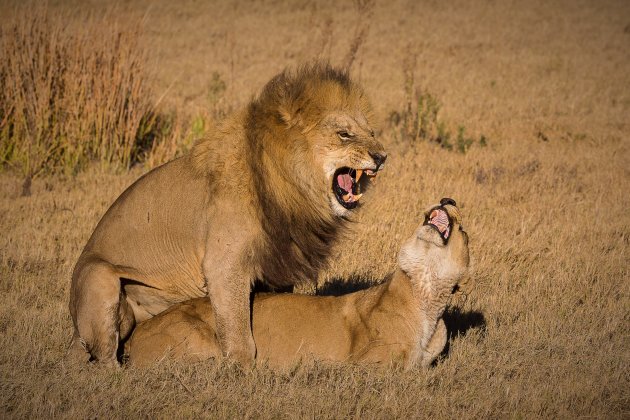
[389,46,487,153]
[341,0,375,72]
[135,111,181,170]
[0,6,180,194]
[295,0,373,74]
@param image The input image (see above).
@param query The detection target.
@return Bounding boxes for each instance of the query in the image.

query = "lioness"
[126,198,469,369]
[69,63,387,366]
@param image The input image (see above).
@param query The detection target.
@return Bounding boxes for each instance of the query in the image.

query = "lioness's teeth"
[355,169,363,181]
[353,193,363,201]
[342,193,351,202]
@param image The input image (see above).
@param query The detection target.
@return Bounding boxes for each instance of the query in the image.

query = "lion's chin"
[330,195,353,217]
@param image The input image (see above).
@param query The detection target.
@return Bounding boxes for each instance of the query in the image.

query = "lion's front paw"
[225,340,256,369]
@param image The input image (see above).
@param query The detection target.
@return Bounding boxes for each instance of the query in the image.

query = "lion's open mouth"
[424,207,452,243]
[333,167,378,209]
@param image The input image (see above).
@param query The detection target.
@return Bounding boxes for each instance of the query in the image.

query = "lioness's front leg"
[422,318,447,367]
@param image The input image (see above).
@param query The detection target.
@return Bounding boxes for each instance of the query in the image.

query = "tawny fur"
[68,63,387,366]
[126,203,470,369]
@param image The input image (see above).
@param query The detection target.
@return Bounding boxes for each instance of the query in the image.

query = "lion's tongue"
[337,173,363,203]
[337,173,353,194]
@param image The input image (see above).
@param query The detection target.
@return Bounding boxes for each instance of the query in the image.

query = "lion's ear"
[279,105,317,134]
[278,105,303,129]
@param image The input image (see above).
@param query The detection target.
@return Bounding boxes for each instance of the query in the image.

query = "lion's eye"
[337,131,354,141]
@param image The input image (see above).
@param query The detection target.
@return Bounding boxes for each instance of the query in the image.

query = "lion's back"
[79,156,211,283]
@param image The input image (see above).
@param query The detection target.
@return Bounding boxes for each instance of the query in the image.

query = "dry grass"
[1,0,629,418]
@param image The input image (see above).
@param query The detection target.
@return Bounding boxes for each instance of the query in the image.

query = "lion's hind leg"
[69,257,130,365]
[67,330,91,365]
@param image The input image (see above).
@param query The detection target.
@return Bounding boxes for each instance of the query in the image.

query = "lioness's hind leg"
[69,258,124,364]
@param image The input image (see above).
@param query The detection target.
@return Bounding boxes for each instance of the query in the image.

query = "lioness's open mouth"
[424,206,452,244]
[333,167,378,209]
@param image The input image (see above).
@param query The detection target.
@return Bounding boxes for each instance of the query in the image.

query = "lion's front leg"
[205,271,256,367]
[202,203,261,367]
[202,229,257,367]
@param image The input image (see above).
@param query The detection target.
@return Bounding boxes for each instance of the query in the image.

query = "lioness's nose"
[370,152,387,169]
[440,197,457,207]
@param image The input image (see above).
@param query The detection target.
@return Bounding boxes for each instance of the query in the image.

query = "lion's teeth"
[355,169,363,181]
[342,193,351,202]
[354,193,363,201]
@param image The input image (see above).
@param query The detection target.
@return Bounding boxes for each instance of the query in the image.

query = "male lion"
[69,63,387,366]
[126,199,470,369]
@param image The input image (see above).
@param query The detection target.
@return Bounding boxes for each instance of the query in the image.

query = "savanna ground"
[1,0,629,417]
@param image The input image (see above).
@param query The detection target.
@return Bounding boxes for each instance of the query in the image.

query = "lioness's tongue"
[337,173,353,193]
[429,209,450,239]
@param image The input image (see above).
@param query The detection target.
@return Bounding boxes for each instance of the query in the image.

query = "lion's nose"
[369,152,387,169]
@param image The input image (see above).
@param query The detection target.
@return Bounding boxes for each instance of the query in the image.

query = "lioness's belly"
[124,286,179,322]
[124,281,206,323]
[252,293,354,364]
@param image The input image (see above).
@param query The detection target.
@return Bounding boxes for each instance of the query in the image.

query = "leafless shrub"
[402,49,419,141]
[136,111,182,169]
[341,0,375,72]
[393,46,487,153]
[317,17,335,60]
[296,2,334,63]
[207,71,229,121]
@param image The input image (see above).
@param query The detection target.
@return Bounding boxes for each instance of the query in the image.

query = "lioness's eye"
[337,131,353,140]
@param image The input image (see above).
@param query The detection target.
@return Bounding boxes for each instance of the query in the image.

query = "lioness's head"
[399,198,470,286]
[248,62,386,218]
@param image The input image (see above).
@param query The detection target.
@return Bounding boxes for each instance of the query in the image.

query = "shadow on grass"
[439,306,486,360]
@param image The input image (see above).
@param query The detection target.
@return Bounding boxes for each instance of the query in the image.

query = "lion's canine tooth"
[355,169,363,181]
[353,193,363,201]
[342,193,351,202]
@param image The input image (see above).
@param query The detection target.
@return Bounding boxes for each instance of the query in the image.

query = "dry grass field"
[1,0,629,418]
